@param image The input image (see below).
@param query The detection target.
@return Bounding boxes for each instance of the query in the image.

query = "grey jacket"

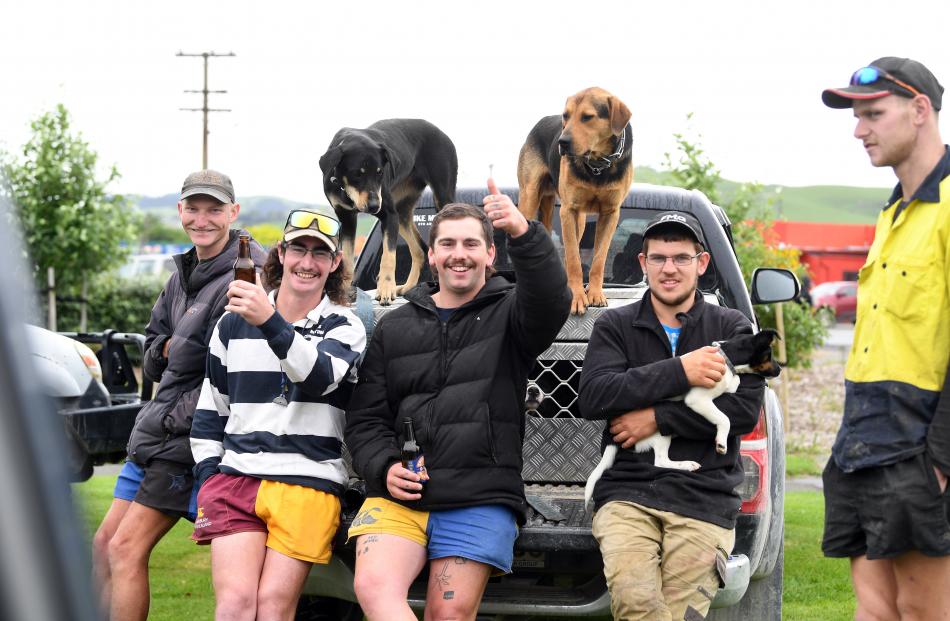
[127,229,266,467]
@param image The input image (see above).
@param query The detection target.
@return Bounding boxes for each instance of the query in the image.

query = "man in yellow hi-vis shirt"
[822,57,950,621]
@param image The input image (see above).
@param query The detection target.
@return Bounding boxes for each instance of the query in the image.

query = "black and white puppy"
[584,329,780,508]
[319,118,458,305]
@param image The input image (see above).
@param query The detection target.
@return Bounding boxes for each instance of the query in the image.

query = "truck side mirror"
[750,268,800,304]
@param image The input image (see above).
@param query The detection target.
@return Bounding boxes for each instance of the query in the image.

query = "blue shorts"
[348,497,519,574]
[114,460,199,522]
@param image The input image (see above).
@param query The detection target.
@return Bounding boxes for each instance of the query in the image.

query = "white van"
[118,253,176,279]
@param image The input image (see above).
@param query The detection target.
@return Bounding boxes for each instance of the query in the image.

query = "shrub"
[54,272,166,334]
[662,118,827,367]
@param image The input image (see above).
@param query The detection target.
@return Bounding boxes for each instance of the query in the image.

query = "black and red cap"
[822,56,943,111]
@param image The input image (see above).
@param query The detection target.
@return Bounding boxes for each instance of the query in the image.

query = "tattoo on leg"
[436,563,452,591]
[359,535,379,557]
[443,591,454,600]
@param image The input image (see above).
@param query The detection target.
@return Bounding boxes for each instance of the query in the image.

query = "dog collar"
[711,341,737,375]
[584,127,628,175]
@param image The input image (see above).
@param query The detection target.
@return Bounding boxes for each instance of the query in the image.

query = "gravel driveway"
[781,324,852,472]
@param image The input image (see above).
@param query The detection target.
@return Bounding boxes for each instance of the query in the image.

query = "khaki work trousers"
[592,500,735,621]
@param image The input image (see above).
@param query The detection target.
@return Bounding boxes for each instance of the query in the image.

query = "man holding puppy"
[344,180,571,621]
[579,212,765,621]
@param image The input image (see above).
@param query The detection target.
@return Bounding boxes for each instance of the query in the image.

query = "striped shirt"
[191,291,366,496]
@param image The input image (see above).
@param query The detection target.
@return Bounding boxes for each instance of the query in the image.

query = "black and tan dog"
[518,87,633,314]
[319,119,458,304]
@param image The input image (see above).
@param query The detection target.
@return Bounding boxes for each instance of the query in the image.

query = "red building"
[769,221,876,284]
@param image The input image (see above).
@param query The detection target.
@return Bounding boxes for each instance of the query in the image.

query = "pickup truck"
[29,326,151,481]
[297,183,791,620]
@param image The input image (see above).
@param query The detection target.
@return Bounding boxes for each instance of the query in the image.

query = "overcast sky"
[3,0,948,203]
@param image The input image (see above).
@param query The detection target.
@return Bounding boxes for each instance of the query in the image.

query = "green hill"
[130,194,325,228]
[131,171,892,228]
[767,185,888,224]
[635,166,889,224]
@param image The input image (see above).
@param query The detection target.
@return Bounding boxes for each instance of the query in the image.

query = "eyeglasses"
[644,252,703,267]
[282,243,335,262]
[850,66,922,98]
[284,209,342,238]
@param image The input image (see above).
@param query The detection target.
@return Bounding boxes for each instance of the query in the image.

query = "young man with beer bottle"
[91,170,265,621]
[190,206,366,619]
[345,180,572,621]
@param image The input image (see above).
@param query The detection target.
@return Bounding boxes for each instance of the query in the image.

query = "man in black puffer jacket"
[91,170,265,621]
[345,181,571,621]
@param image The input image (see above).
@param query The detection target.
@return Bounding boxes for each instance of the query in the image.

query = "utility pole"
[177,50,235,169]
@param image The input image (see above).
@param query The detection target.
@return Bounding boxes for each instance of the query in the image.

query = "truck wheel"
[63,419,94,482]
[707,546,783,621]
[70,454,94,482]
[294,595,362,621]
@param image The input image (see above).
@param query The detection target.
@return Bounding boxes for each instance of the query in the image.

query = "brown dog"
[517,87,633,314]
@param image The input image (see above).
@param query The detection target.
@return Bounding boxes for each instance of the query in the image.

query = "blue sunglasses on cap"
[850,66,921,97]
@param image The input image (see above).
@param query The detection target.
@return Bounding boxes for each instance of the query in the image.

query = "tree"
[140,212,189,245]
[245,222,282,249]
[2,104,140,299]
[661,115,826,367]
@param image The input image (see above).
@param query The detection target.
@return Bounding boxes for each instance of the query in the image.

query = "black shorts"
[822,452,950,559]
[130,459,196,520]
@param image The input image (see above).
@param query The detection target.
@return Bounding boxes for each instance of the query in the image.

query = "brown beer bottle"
[233,234,255,283]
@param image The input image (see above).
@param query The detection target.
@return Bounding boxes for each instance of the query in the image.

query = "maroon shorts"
[193,472,340,563]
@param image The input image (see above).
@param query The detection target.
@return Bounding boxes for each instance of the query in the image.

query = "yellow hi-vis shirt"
[835,148,950,472]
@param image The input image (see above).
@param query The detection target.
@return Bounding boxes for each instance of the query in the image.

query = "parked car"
[28,325,151,481]
[118,253,176,279]
[295,184,796,620]
[810,280,857,324]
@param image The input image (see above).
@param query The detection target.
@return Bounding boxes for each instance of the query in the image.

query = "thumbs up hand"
[483,174,528,238]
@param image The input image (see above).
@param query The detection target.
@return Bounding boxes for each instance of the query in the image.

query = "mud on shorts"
[192,472,340,564]
[113,459,198,521]
[822,452,950,559]
[592,500,735,621]
[347,497,519,575]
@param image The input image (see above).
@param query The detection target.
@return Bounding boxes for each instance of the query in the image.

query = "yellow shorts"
[347,496,429,546]
[194,473,341,564]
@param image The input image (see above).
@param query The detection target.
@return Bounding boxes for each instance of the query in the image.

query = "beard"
[645,274,697,307]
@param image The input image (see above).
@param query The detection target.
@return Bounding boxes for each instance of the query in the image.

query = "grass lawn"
[74,476,215,619]
[74,477,856,620]
[785,450,825,477]
[783,491,855,620]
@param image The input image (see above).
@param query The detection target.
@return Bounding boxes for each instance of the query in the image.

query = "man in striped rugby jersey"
[190,205,366,620]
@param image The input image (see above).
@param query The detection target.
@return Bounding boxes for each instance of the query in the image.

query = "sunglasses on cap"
[851,66,922,98]
[284,209,342,238]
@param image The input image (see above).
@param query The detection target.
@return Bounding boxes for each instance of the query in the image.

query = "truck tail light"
[738,407,768,514]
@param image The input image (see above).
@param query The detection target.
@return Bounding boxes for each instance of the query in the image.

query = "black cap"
[822,56,943,111]
[643,211,705,248]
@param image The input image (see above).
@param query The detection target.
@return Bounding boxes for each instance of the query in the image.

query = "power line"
[176,51,235,170]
